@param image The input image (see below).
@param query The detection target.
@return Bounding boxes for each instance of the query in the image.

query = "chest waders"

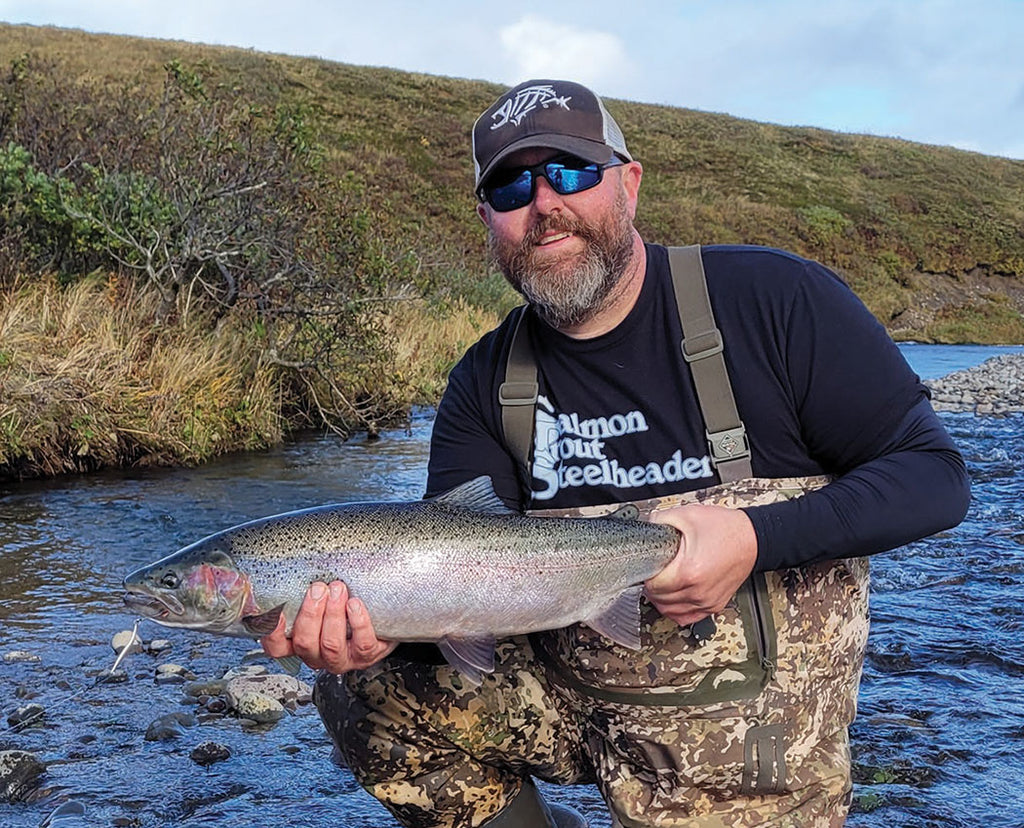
[311,247,868,828]
[502,247,869,826]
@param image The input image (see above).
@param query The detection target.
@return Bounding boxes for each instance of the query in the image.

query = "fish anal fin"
[432,476,516,515]
[437,635,497,685]
[274,655,302,676]
[585,586,644,650]
[242,604,286,637]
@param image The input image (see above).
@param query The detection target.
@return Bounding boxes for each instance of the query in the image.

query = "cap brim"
[476,135,616,191]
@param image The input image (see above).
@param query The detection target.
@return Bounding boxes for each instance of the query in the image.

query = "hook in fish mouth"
[122,590,184,618]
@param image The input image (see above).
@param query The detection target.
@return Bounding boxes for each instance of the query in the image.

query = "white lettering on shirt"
[530,395,713,502]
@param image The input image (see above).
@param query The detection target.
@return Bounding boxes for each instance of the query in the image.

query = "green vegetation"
[0,23,1022,479]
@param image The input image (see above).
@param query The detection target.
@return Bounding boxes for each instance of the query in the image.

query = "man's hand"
[645,504,758,627]
[260,580,397,673]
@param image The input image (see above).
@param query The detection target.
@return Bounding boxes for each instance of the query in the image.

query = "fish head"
[122,537,258,636]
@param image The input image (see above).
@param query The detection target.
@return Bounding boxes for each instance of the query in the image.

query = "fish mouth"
[122,590,185,619]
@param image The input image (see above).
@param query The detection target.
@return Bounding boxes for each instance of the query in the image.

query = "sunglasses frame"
[478,154,624,212]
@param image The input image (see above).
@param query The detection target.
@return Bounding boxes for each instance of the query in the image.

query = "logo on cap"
[490,84,572,131]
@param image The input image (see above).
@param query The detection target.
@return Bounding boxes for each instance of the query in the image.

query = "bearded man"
[264,79,970,828]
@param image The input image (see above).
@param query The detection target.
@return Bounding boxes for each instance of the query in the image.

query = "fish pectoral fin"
[241,604,286,637]
[585,586,645,650]
[437,635,496,685]
[432,476,516,515]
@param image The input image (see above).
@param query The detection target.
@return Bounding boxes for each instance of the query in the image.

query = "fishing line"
[1,618,143,736]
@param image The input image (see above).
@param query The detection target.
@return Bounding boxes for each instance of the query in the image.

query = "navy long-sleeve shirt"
[426,243,971,571]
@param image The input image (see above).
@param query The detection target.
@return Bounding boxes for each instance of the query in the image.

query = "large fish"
[122,476,680,682]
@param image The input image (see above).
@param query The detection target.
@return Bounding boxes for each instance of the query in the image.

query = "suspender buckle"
[498,381,539,406]
[706,426,751,466]
[681,329,724,362]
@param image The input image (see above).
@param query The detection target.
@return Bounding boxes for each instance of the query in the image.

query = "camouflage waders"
[313,476,869,828]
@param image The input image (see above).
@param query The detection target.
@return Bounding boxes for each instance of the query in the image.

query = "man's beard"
[488,193,635,330]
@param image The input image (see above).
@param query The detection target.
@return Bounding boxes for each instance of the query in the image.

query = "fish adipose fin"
[242,604,286,637]
[432,476,516,515]
[585,586,645,650]
[437,635,496,685]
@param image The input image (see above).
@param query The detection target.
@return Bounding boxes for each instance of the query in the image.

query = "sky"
[1,0,1023,160]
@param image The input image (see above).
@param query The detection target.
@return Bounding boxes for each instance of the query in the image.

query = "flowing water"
[1,345,1022,827]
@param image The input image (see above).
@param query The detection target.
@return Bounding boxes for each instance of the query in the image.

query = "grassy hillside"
[0,22,1022,479]
[2,22,1022,341]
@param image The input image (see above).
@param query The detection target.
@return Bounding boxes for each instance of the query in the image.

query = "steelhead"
[122,476,680,682]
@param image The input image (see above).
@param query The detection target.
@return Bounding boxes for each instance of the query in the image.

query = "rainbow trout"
[122,476,679,682]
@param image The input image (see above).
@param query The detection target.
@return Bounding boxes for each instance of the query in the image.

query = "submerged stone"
[0,750,46,804]
[144,711,197,741]
[190,741,231,767]
[3,650,41,664]
[7,703,45,729]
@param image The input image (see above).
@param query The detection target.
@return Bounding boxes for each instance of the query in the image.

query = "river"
[1,344,1022,827]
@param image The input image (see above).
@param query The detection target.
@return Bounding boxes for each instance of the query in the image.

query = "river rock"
[224,673,313,710]
[232,691,285,724]
[3,650,41,664]
[184,678,229,698]
[0,750,45,803]
[926,353,1024,415]
[111,630,143,656]
[146,639,173,655]
[144,711,197,741]
[190,741,231,767]
[222,664,270,681]
[154,663,196,685]
[7,703,45,729]
[39,799,88,827]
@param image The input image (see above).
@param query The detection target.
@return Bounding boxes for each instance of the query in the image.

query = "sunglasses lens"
[486,169,534,212]
[546,162,601,195]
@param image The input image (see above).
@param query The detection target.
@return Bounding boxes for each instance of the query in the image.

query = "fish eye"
[159,572,180,589]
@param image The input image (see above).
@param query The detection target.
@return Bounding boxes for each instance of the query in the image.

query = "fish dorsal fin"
[432,476,516,515]
[584,586,645,650]
[437,635,497,685]
[241,604,286,637]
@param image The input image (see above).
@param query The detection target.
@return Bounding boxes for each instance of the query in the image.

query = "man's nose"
[530,173,565,213]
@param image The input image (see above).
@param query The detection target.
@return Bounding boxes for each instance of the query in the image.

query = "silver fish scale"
[222,500,679,641]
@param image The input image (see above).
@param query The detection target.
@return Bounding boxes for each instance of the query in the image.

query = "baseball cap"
[472,79,631,192]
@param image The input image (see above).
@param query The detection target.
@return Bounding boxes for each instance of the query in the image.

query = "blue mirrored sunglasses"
[478,155,624,212]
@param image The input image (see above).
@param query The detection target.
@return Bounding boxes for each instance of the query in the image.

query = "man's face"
[477,148,642,330]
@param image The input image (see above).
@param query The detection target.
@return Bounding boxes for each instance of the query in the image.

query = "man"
[263,80,971,827]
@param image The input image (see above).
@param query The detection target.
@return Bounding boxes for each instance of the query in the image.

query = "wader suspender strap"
[668,245,753,482]
[498,305,539,499]
[498,246,752,492]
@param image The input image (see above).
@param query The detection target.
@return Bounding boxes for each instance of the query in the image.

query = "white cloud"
[498,14,635,92]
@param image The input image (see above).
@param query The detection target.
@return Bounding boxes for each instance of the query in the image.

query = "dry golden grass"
[0,274,283,477]
[385,298,502,403]
[0,275,506,478]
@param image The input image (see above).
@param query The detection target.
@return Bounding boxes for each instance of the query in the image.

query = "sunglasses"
[478,155,624,212]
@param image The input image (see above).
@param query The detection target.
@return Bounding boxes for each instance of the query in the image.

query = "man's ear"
[475,201,491,228]
[621,161,643,219]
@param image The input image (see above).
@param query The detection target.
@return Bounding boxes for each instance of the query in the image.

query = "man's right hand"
[260,580,397,673]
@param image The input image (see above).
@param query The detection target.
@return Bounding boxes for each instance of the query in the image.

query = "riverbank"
[924,353,1024,415]
[1,272,1020,483]
[0,276,499,482]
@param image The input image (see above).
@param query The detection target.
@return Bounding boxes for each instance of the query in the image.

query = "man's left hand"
[645,503,758,627]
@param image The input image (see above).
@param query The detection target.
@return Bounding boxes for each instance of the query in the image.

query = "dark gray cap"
[472,79,631,192]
